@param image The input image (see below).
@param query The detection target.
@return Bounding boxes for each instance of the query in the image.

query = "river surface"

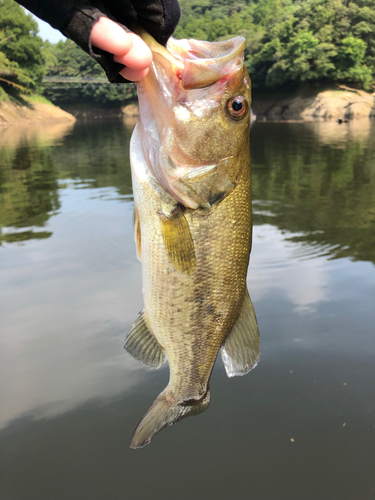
[1,119,374,500]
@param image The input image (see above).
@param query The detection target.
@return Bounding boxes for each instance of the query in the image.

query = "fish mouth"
[133,24,246,90]
[168,36,246,90]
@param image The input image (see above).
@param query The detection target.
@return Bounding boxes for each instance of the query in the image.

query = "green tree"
[336,36,372,87]
[43,39,136,105]
[0,45,34,98]
[0,0,45,95]
[175,0,375,90]
[248,0,375,89]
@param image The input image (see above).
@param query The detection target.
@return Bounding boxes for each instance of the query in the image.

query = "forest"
[1,0,375,105]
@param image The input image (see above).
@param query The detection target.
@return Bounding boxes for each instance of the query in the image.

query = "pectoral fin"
[133,207,142,261]
[221,289,260,377]
[124,311,165,368]
[159,206,196,274]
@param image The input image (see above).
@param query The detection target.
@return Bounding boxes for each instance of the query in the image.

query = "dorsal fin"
[124,311,165,369]
[221,289,260,377]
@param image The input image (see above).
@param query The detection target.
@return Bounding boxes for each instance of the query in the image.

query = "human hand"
[91,17,152,82]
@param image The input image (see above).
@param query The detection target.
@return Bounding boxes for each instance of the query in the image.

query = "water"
[1,119,374,500]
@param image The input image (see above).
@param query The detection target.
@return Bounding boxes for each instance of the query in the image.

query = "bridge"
[43,76,113,88]
[42,76,137,102]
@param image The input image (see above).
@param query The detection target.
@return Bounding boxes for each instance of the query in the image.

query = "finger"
[91,17,131,56]
[120,66,149,82]
[113,33,152,71]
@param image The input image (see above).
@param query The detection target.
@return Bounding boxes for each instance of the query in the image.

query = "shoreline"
[123,86,375,123]
[0,100,76,127]
[1,86,374,126]
[252,85,375,121]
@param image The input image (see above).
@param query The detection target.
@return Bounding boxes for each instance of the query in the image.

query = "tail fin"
[130,388,210,449]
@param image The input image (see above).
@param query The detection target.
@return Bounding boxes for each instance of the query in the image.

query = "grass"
[24,94,53,105]
[0,90,53,105]
[0,86,9,101]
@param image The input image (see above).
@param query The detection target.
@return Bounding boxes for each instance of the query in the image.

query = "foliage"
[43,39,136,105]
[0,84,9,100]
[1,0,374,103]
[0,44,35,93]
[46,39,104,78]
[175,0,375,90]
[0,0,45,95]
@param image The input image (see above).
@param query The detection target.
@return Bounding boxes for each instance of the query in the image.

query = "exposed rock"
[344,100,374,120]
[122,103,139,117]
[253,86,375,121]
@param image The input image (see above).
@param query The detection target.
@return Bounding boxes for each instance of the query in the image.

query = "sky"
[31,14,66,43]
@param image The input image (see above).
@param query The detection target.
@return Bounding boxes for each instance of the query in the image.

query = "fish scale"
[124,29,259,448]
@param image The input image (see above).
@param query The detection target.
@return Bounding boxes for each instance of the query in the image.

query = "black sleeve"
[17,0,180,83]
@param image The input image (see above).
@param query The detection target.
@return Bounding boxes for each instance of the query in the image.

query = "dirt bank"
[253,86,375,121]
[2,86,372,125]
[0,100,76,126]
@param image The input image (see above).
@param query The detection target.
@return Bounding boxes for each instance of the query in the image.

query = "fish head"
[136,35,251,209]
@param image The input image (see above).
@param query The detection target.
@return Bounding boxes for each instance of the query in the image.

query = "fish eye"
[227,96,247,119]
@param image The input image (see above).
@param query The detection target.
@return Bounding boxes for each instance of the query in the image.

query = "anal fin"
[221,289,260,377]
[124,311,165,368]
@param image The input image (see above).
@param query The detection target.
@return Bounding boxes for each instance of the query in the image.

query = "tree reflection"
[2,119,374,263]
[0,121,134,245]
[0,141,60,244]
[53,122,134,197]
[251,120,375,265]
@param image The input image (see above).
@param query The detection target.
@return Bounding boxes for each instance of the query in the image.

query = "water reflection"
[0,122,134,246]
[1,120,374,499]
[0,124,74,245]
[0,143,60,244]
[250,224,330,314]
[251,120,375,264]
[0,179,144,428]
[311,118,373,146]
[0,123,75,148]
[52,122,133,196]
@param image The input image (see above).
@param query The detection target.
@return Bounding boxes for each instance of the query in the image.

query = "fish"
[125,28,260,449]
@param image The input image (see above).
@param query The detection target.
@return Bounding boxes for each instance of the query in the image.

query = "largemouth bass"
[125,29,260,449]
